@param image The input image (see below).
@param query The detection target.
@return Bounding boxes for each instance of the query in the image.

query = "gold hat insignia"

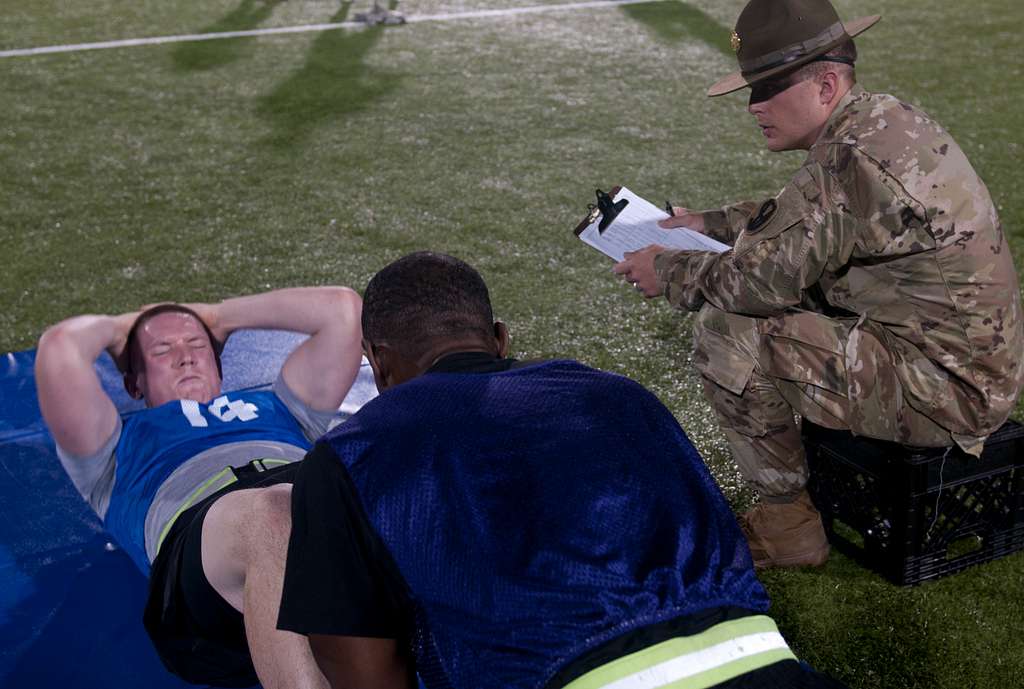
[730,30,741,53]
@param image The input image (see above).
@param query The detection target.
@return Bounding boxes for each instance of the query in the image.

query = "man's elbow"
[336,287,363,317]
[35,322,76,374]
[323,287,363,334]
[37,320,66,350]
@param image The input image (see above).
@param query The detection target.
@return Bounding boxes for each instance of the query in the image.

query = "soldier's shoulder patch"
[747,199,777,234]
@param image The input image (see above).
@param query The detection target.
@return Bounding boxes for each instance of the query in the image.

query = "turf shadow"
[171,0,287,72]
[256,1,403,149]
[620,1,733,56]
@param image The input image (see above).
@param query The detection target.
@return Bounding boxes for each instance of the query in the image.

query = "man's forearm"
[655,240,807,317]
[213,287,361,338]
[654,251,712,312]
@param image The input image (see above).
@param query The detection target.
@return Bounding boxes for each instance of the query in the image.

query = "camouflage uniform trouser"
[692,304,953,502]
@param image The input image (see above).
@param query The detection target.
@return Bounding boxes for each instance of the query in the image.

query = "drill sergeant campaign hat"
[708,0,880,97]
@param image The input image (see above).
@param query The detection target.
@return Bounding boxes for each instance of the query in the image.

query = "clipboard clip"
[585,188,629,234]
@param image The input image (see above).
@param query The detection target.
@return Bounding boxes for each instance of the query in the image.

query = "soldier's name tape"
[563,615,796,689]
[0,0,669,59]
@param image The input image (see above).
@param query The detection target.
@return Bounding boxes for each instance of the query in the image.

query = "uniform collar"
[814,83,868,146]
[426,351,519,374]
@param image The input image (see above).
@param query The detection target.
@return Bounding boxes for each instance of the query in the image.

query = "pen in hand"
[665,201,676,217]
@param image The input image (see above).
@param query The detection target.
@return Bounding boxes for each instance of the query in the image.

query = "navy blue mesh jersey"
[281,359,767,689]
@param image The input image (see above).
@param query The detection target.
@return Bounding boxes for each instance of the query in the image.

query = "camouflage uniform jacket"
[654,85,1024,453]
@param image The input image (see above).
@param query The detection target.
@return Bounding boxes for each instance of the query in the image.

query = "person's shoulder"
[508,358,633,383]
[832,89,916,128]
[825,88,950,159]
[538,359,664,399]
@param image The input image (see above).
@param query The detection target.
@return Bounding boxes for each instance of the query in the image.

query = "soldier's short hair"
[362,251,495,360]
[801,39,858,82]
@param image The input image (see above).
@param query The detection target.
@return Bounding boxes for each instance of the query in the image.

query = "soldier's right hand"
[658,208,705,233]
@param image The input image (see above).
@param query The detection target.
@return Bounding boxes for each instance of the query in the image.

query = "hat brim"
[707,14,881,97]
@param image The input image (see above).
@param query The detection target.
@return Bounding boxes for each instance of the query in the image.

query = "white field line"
[0,0,668,59]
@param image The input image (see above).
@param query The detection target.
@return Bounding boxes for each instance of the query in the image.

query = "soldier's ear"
[818,70,841,106]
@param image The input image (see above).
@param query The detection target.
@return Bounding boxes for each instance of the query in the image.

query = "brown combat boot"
[739,491,830,569]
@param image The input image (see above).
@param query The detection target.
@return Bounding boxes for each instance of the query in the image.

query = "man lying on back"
[36,287,407,688]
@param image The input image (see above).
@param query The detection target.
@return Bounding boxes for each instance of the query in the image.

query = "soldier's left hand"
[613,245,665,298]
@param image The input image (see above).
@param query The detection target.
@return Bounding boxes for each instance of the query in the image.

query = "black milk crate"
[804,420,1024,585]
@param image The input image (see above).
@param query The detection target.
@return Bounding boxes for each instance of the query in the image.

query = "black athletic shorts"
[142,461,300,688]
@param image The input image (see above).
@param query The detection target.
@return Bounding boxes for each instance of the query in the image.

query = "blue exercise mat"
[0,331,377,689]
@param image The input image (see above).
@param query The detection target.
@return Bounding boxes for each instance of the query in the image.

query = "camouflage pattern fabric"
[691,304,956,499]
[655,85,1024,496]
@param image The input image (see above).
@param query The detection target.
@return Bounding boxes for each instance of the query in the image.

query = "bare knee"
[207,483,293,556]
[246,483,293,544]
[202,483,294,612]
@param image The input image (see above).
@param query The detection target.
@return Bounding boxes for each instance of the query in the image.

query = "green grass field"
[2,1,1023,686]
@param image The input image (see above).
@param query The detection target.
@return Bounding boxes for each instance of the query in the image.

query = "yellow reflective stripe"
[562,616,795,689]
[257,458,291,469]
[154,467,237,557]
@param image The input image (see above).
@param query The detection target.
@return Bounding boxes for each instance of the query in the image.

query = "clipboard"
[572,186,729,262]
